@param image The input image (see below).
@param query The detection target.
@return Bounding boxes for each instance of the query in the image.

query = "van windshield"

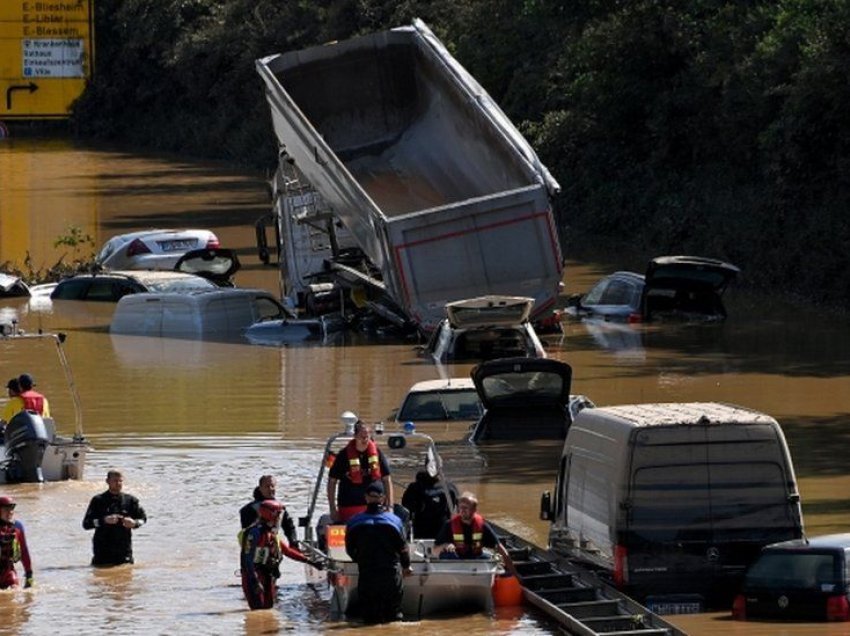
[629,461,793,542]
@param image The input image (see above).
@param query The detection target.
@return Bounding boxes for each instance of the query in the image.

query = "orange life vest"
[451,513,485,557]
[19,391,45,415]
[344,439,381,484]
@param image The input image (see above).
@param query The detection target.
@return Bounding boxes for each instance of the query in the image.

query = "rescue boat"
[0,323,90,484]
[300,413,501,619]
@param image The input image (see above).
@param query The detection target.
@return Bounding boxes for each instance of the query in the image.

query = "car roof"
[60,270,210,284]
[406,378,477,393]
[645,255,739,291]
[765,533,850,551]
[108,228,209,242]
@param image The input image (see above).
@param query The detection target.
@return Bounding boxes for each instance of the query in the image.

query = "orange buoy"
[492,574,523,606]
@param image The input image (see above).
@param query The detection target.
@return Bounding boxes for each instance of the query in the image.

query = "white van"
[540,402,803,612]
[110,289,287,339]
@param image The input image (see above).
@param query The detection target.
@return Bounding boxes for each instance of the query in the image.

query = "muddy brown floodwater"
[1,140,849,635]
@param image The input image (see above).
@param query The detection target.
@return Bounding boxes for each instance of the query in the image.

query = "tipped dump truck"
[256,20,564,332]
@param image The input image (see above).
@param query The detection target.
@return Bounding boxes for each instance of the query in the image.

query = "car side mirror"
[540,490,552,521]
[567,293,583,309]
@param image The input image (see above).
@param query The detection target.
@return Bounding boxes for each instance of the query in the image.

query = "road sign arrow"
[6,82,39,110]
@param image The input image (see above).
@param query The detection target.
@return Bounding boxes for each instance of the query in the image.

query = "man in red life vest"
[239,499,321,610]
[17,374,50,418]
[327,420,393,522]
[433,491,510,562]
[0,496,33,589]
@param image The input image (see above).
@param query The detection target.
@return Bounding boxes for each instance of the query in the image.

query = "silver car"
[96,229,220,270]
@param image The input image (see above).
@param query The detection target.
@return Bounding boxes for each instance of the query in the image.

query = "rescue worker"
[345,481,411,624]
[401,470,458,539]
[17,373,50,418]
[239,499,319,610]
[239,475,298,546]
[82,469,147,566]
[327,420,393,522]
[0,496,33,589]
[433,491,511,563]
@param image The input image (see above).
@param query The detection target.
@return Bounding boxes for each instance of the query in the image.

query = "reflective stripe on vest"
[345,439,381,484]
[450,513,485,557]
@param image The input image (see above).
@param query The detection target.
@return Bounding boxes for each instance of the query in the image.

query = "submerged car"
[96,228,221,270]
[423,295,546,362]
[468,357,594,442]
[394,378,484,425]
[733,534,850,622]
[110,288,287,339]
[0,273,31,298]
[567,255,740,323]
[50,271,217,302]
[51,248,240,302]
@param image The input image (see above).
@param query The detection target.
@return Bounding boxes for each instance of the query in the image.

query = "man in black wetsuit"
[82,469,147,566]
[239,474,298,546]
[345,481,411,623]
[401,470,458,539]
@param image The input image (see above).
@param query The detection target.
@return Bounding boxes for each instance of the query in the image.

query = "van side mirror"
[539,491,552,521]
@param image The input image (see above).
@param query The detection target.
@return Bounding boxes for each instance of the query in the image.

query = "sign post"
[0,1,94,120]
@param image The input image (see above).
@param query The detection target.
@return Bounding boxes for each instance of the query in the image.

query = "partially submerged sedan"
[394,378,484,425]
[96,228,221,270]
[0,273,31,298]
[423,295,546,362]
[50,249,240,302]
[733,534,850,622]
[567,255,740,323]
[468,357,594,442]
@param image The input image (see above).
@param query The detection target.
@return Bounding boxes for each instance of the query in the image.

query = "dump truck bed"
[256,20,563,330]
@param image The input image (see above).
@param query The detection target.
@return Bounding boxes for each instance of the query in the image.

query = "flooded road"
[2,140,850,635]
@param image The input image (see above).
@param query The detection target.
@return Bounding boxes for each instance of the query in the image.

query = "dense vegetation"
[71,1,850,306]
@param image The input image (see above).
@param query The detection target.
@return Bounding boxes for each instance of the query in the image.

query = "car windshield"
[398,389,483,421]
[745,552,839,590]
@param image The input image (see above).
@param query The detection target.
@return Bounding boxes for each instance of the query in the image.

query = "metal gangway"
[494,525,688,636]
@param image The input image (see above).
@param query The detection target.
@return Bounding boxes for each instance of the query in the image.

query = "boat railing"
[0,323,85,441]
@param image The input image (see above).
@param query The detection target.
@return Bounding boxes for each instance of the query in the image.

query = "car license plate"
[160,239,196,251]
[646,600,703,615]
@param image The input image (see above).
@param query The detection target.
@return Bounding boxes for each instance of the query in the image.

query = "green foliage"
[2,226,97,285]
[68,0,850,306]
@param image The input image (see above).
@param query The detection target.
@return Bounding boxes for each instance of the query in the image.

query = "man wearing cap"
[0,496,33,589]
[17,373,50,418]
[327,420,393,522]
[345,481,411,623]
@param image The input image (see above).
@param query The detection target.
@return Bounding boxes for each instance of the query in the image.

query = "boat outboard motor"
[4,410,50,483]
